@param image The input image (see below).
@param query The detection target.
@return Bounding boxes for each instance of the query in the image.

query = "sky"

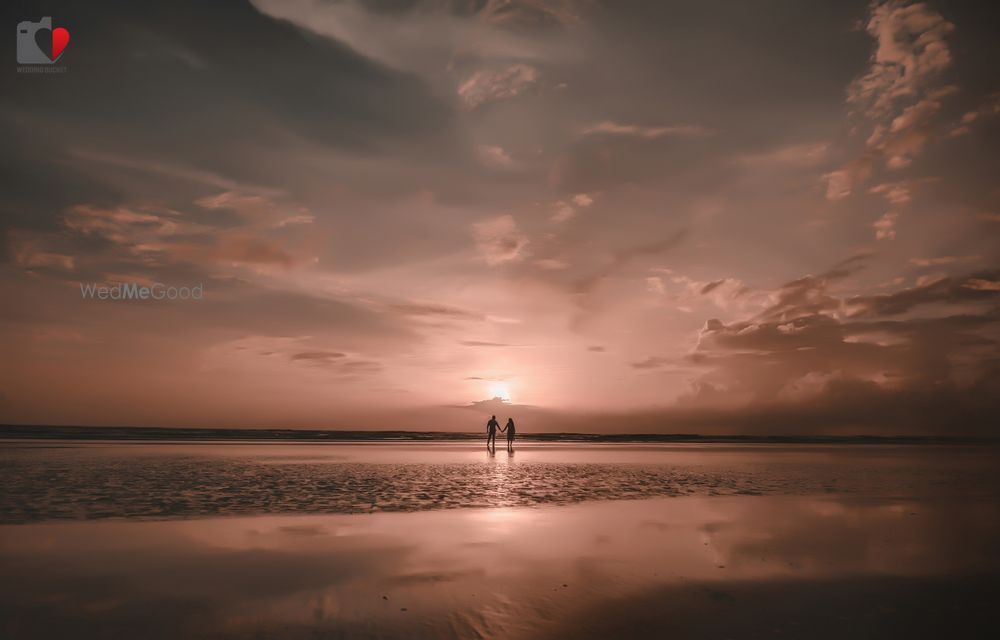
[1,0,998,434]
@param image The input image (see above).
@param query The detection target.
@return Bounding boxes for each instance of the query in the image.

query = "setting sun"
[487,382,512,403]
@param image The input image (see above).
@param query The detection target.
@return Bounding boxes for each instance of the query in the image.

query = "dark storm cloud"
[4,0,450,149]
[757,254,869,322]
[0,0,454,242]
[847,270,1000,317]
[673,378,1000,435]
[658,257,1000,434]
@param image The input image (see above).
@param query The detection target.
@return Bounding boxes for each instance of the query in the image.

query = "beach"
[1,441,998,638]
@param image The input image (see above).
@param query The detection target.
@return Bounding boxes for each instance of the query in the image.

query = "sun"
[487,382,512,403]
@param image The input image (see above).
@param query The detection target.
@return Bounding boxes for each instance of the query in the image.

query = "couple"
[486,415,516,451]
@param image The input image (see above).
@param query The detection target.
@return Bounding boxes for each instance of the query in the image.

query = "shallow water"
[1,442,997,523]
[2,442,998,638]
[2,494,998,639]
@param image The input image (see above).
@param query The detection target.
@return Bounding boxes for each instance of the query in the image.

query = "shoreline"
[2,424,996,445]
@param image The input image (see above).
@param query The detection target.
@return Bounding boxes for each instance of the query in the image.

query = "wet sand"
[1,442,998,638]
[3,441,997,522]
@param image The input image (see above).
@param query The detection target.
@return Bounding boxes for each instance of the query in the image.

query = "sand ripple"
[1,446,996,523]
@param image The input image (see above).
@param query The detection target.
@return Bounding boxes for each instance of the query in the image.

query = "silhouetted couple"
[486,415,516,452]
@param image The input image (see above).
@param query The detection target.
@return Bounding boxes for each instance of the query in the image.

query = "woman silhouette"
[503,418,516,451]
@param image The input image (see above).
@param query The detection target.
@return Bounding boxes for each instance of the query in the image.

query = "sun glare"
[488,382,512,402]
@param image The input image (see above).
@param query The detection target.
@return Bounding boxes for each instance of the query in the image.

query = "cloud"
[876,85,956,169]
[581,122,713,139]
[965,279,1000,292]
[472,214,529,265]
[389,302,484,320]
[847,1,955,119]
[846,270,1000,316]
[251,0,459,72]
[458,64,541,109]
[205,335,396,386]
[873,211,898,240]
[823,168,857,201]
[479,0,588,29]
[291,351,347,364]
[7,0,452,180]
[10,232,77,272]
[548,193,594,223]
[571,231,688,296]
[754,255,869,323]
[290,350,384,376]
[650,274,760,315]
[909,255,980,267]
[53,198,306,271]
[476,145,518,170]
[947,92,1000,137]
[273,214,316,228]
[195,191,268,212]
[865,178,936,241]
[678,263,1000,434]
[737,142,830,168]
[869,180,913,205]
[828,1,957,199]
[65,204,191,244]
[572,193,593,207]
[550,201,576,223]
[646,276,666,295]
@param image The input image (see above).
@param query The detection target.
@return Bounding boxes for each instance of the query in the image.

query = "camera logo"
[17,17,70,64]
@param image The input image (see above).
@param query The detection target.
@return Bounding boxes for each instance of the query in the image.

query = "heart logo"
[32,25,70,61]
[52,27,70,61]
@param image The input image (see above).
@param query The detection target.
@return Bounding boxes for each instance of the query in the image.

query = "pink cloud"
[873,211,898,240]
[472,214,529,265]
[458,64,541,110]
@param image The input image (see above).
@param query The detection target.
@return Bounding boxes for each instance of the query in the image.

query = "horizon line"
[1,424,996,445]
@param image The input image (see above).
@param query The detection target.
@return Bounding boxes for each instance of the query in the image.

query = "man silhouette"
[486,415,499,450]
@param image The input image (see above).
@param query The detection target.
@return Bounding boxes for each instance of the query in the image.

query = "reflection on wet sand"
[2,495,998,639]
[3,442,997,522]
